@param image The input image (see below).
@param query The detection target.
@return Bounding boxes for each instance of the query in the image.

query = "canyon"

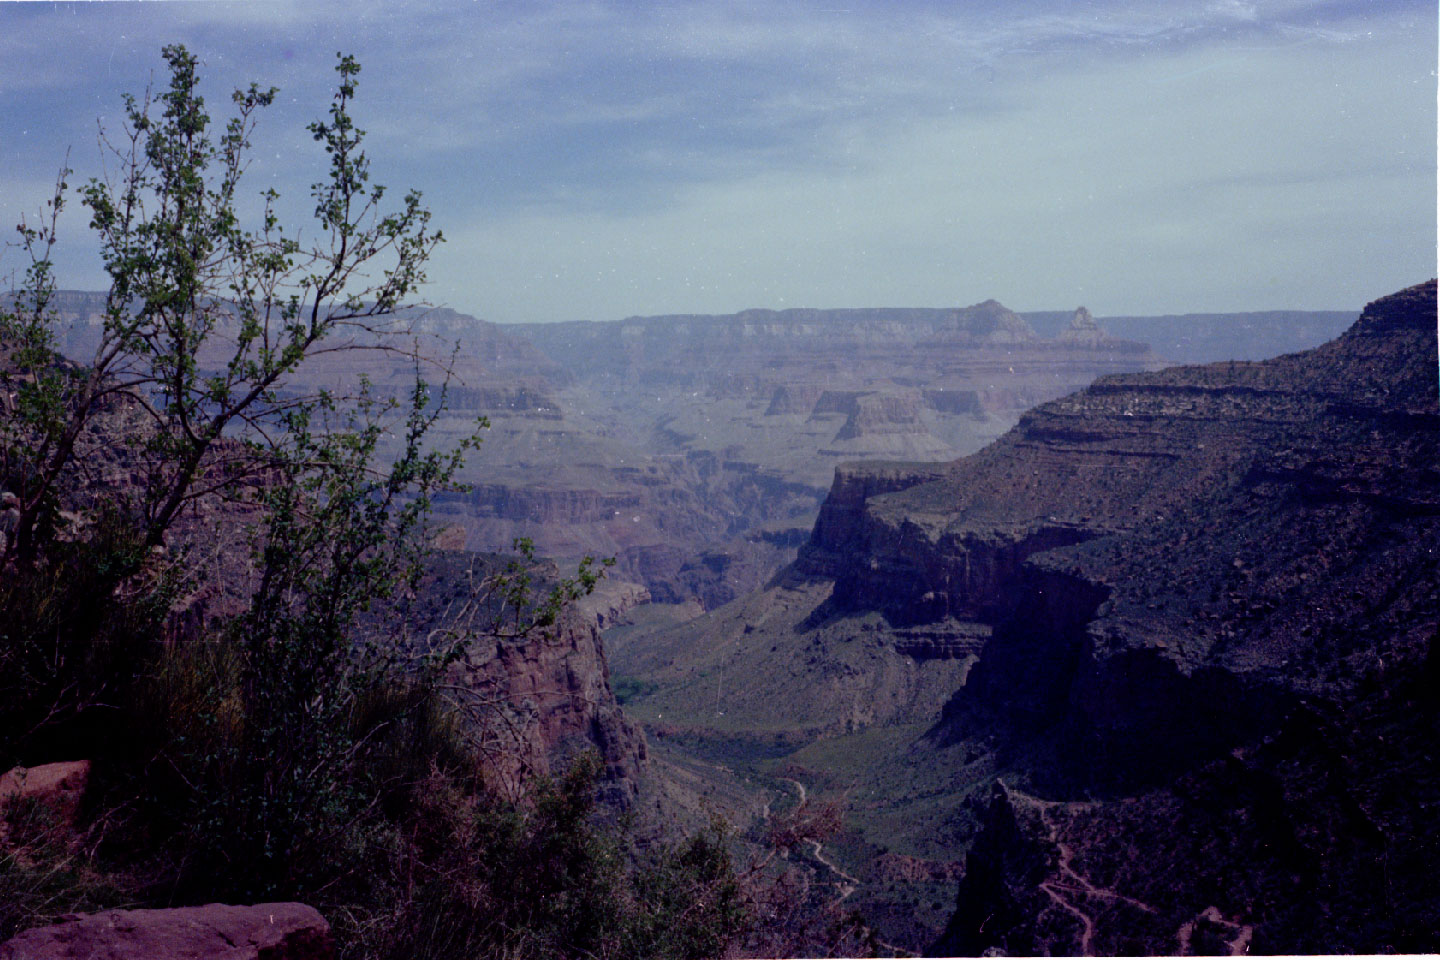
[41,292,1355,615]
[613,279,1434,955]
[925,281,1439,955]
[27,287,1401,955]
[609,280,1438,953]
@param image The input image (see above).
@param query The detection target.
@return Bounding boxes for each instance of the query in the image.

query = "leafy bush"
[80,639,750,959]
[0,43,756,960]
[366,755,750,960]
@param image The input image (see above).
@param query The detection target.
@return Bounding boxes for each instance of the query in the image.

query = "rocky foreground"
[0,903,333,960]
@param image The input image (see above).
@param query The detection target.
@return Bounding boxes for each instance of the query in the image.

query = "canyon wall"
[607,280,1437,953]
[364,550,651,806]
[794,282,1437,954]
[496,300,1166,602]
[39,292,1356,610]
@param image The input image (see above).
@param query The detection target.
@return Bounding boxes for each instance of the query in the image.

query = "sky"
[0,0,1434,324]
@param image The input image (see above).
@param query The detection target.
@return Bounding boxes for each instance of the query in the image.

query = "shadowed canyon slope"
[609,281,1438,953]
[922,280,1439,955]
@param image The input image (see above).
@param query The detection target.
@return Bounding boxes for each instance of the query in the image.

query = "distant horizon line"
[24,287,1370,328]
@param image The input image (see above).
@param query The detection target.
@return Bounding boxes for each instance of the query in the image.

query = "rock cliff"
[389,551,650,805]
[487,300,1165,600]
[34,292,1363,610]
[844,280,1438,954]
[606,280,1437,953]
[508,300,1162,415]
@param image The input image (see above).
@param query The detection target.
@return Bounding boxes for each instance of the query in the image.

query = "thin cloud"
[0,0,1431,322]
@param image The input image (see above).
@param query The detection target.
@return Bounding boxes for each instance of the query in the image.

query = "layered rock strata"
[798,281,1438,954]
[509,300,1162,415]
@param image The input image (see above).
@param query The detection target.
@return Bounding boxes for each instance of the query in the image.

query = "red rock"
[0,760,90,845]
[0,902,333,960]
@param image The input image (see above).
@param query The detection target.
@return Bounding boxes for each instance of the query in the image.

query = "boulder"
[0,760,90,845]
[0,902,333,960]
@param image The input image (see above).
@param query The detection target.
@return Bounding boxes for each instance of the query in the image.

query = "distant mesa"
[821,390,955,459]
[943,298,1037,343]
[764,384,825,416]
[1059,305,1107,344]
[808,390,870,420]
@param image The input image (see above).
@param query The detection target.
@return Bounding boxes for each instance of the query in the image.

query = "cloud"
[426,10,1434,321]
[0,0,1432,320]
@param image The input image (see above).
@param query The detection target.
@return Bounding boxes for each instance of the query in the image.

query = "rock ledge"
[0,902,333,960]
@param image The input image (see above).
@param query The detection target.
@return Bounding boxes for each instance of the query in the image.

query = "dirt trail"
[1001,781,1157,957]
[776,777,915,958]
[779,778,858,901]
[1176,906,1254,956]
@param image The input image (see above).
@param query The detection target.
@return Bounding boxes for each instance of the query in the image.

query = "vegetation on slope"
[0,45,752,959]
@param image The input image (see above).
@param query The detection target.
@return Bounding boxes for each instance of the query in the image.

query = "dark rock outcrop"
[888,280,1438,955]
[389,552,650,806]
[0,902,333,960]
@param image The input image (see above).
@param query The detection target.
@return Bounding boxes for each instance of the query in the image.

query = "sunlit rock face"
[377,551,651,807]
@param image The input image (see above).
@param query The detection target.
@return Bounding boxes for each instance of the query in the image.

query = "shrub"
[0,44,755,959]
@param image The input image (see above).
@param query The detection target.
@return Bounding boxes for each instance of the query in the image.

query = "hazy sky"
[1,0,1434,323]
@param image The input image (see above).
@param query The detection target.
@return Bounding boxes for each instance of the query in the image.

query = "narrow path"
[775,776,914,958]
[779,777,856,901]
[1039,879,1096,953]
[1176,906,1254,956]
[1001,781,1157,956]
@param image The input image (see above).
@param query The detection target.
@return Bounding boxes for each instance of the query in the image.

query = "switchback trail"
[778,777,857,902]
[1176,906,1255,956]
[1001,781,1158,957]
[776,776,915,958]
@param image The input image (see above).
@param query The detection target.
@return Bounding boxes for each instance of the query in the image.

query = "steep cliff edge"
[913,280,1438,954]
[385,552,650,805]
[614,281,1436,952]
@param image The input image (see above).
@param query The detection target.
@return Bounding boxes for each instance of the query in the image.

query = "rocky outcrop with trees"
[0,45,755,960]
